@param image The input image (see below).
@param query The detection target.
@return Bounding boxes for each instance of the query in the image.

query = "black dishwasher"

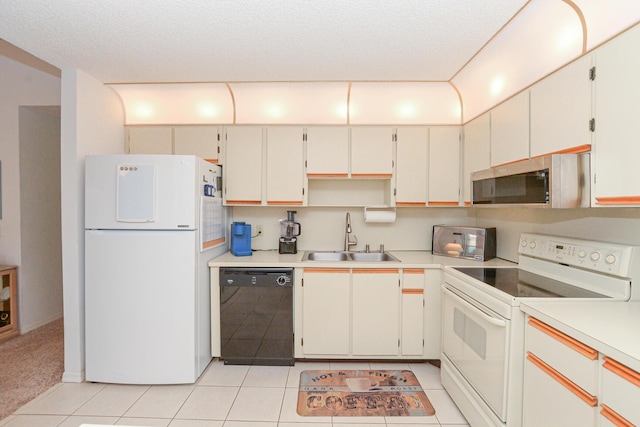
[219,267,294,365]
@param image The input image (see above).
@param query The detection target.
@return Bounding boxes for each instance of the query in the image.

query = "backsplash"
[230,206,640,264]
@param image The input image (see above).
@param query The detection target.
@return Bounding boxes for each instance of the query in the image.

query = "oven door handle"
[444,287,507,328]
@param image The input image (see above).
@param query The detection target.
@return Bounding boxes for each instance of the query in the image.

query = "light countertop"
[208,250,516,269]
[521,301,640,372]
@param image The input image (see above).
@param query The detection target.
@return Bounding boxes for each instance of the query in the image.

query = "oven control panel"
[519,233,635,276]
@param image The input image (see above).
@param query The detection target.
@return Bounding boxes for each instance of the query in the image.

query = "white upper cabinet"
[395,127,429,207]
[223,126,263,205]
[265,127,305,206]
[306,127,349,177]
[462,113,491,205]
[173,126,220,163]
[127,126,173,154]
[592,24,640,206]
[530,55,593,158]
[490,91,530,166]
[429,126,461,206]
[350,127,394,177]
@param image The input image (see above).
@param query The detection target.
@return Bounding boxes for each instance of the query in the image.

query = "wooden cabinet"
[301,268,351,356]
[350,127,394,178]
[395,127,429,207]
[265,127,305,206]
[530,55,593,158]
[223,126,263,205]
[127,126,173,154]
[127,126,220,162]
[490,91,530,167]
[429,126,461,206]
[352,269,400,356]
[462,113,491,205]
[592,24,640,206]
[306,127,350,177]
[523,317,599,427]
[0,266,19,343]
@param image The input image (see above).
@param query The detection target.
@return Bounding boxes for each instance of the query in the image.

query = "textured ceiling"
[0,0,528,83]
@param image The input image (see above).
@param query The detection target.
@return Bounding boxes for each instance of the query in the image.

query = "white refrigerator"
[85,154,227,384]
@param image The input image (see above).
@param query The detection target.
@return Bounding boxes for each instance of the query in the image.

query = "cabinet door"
[401,269,424,356]
[396,127,428,206]
[266,127,305,206]
[592,25,640,206]
[223,126,263,205]
[600,357,640,426]
[423,269,441,359]
[352,269,399,356]
[530,55,593,158]
[127,126,173,154]
[301,269,350,356]
[428,126,461,205]
[306,127,349,177]
[462,113,491,205]
[491,91,530,166]
[350,127,394,177]
[174,126,219,163]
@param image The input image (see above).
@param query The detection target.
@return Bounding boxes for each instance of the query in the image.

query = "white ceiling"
[0,0,528,83]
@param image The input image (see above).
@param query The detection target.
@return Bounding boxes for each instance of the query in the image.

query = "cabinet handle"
[267,200,303,205]
[351,173,393,178]
[225,200,262,205]
[396,202,426,207]
[600,403,634,427]
[530,144,591,157]
[403,269,424,274]
[602,356,640,387]
[526,352,598,407]
[352,269,399,274]
[528,317,598,360]
[595,196,640,205]
[428,201,459,206]
[402,289,423,294]
[307,173,348,178]
[303,268,350,273]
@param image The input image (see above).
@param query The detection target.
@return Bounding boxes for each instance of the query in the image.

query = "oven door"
[442,286,510,421]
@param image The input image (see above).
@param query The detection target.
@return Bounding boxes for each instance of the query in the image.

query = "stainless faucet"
[344,212,358,251]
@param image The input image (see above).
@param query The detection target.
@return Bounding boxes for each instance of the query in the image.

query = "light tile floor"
[0,360,469,427]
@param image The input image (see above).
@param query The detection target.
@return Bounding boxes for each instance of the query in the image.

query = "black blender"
[279,210,301,254]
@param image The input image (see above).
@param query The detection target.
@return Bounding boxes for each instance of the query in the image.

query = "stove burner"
[452,267,609,299]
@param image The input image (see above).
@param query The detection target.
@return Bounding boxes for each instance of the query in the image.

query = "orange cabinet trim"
[303,268,350,273]
[595,196,640,205]
[267,201,303,205]
[531,144,591,157]
[528,317,598,360]
[204,158,219,164]
[492,157,529,168]
[602,356,640,387]
[226,200,262,205]
[526,352,598,407]
[600,403,634,427]
[307,173,348,178]
[402,289,424,294]
[351,173,393,179]
[203,237,225,249]
[403,269,424,274]
[352,269,399,274]
[428,201,459,206]
[396,202,426,207]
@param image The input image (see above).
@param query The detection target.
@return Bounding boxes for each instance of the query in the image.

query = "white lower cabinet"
[523,317,599,427]
[352,269,400,356]
[300,267,437,359]
[599,357,640,426]
[301,268,350,355]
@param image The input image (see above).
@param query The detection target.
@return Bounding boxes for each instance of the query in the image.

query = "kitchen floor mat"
[296,369,435,417]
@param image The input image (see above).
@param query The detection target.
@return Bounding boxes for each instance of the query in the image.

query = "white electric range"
[441,233,640,427]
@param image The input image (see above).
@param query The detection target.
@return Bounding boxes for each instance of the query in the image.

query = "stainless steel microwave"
[432,226,496,261]
[471,153,590,208]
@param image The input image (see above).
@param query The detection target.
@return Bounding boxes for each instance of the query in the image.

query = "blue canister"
[230,222,252,256]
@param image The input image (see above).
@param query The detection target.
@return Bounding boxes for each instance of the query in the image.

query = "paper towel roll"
[363,207,396,223]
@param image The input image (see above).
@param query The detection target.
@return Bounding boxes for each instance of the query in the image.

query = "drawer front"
[525,317,599,395]
[600,357,640,426]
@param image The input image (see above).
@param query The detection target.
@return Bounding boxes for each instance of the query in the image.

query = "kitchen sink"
[347,252,399,262]
[302,251,400,262]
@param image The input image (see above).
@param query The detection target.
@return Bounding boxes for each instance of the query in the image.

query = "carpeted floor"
[0,318,64,420]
